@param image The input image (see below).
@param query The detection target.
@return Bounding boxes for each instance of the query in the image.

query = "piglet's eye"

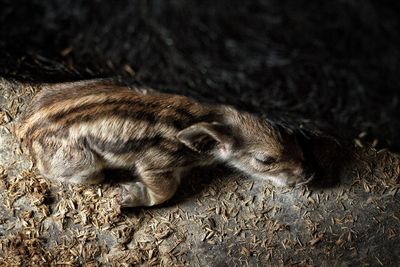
[254,154,276,165]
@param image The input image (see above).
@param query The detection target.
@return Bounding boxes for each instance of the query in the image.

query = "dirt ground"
[1,1,400,266]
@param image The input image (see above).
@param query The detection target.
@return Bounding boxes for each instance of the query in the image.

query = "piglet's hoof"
[113,184,130,208]
[116,182,147,208]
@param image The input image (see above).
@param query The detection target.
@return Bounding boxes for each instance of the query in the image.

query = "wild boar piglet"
[15,80,312,207]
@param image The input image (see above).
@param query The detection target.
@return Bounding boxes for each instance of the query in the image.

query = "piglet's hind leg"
[35,140,105,184]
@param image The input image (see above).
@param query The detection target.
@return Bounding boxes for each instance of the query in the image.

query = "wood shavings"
[0,109,12,125]
[309,235,323,247]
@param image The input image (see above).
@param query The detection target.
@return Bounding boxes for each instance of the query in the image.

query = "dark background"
[1,0,399,150]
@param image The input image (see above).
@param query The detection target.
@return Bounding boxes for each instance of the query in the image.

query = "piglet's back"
[16,80,219,161]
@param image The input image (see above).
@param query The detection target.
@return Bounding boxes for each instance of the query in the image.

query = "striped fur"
[15,80,309,207]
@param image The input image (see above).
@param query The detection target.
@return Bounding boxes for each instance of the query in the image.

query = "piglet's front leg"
[119,170,181,207]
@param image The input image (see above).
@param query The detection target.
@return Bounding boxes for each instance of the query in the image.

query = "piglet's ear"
[177,122,233,156]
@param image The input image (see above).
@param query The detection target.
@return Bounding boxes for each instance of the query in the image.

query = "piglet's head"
[177,110,313,187]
